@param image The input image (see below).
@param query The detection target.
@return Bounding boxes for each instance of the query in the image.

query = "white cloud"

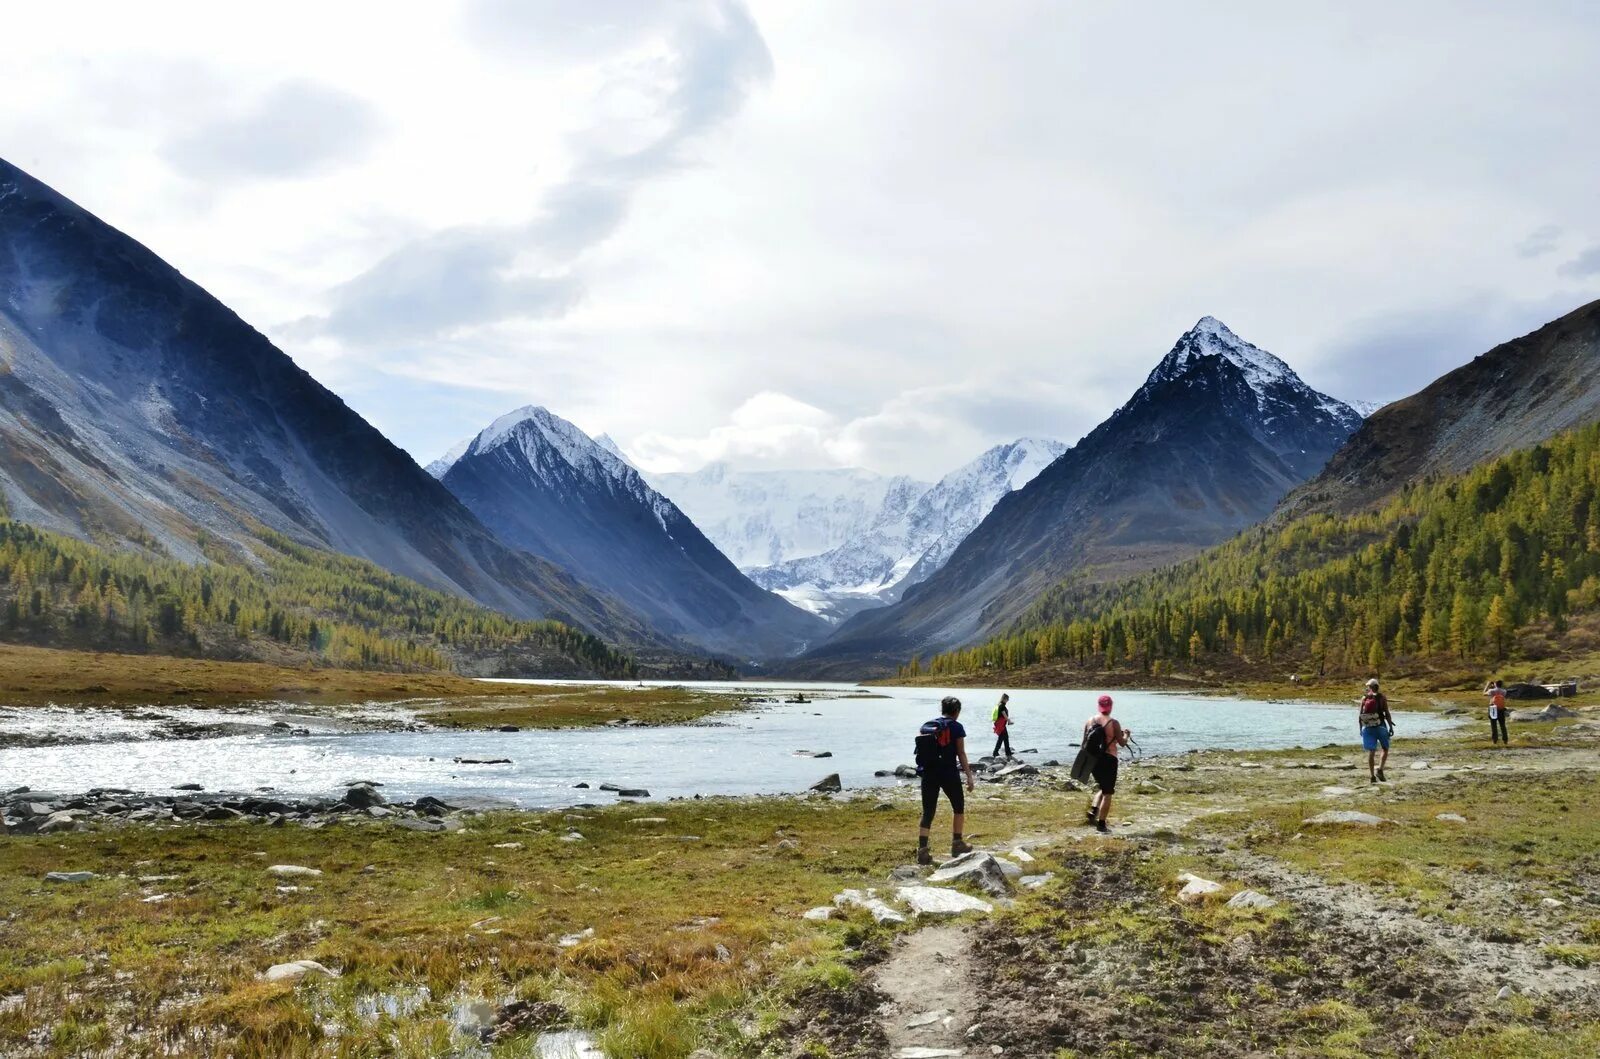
[3,1,1599,478]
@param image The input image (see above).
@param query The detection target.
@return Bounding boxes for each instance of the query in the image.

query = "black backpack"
[1083,720,1108,756]
[914,717,955,773]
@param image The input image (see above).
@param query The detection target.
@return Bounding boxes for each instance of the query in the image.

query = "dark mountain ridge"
[1278,297,1600,517]
[0,156,658,646]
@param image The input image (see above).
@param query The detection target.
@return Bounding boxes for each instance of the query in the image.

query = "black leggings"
[920,772,964,828]
[1491,714,1509,743]
[993,728,1012,757]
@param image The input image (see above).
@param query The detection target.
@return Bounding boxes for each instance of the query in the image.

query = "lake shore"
[4,708,1598,1057]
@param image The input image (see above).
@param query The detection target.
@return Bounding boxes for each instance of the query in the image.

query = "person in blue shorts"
[1358,677,1395,783]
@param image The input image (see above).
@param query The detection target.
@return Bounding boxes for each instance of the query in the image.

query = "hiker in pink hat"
[1080,694,1130,833]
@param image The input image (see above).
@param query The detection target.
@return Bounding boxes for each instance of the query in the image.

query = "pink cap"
[1097,695,1113,713]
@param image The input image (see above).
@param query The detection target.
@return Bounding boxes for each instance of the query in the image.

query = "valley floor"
[2,703,1598,1057]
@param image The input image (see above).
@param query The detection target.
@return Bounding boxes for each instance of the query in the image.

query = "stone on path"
[44,871,98,883]
[802,906,835,921]
[897,885,993,917]
[928,851,1012,896]
[267,865,323,878]
[1304,811,1389,827]
[905,1008,951,1028]
[1226,889,1279,910]
[263,959,338,983]
[1410,761,1431,770]
[833,888,907,924]
[1176,872,1223,903]
[893,1049,964,1058]
[809,773,842,793]
[1320,786,1357,797]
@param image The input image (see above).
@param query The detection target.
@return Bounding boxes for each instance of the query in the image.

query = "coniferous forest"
[0,517,637,678]
[908,422,1600,682]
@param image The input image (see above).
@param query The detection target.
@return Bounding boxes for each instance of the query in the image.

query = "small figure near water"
[1485,678,1510,745]
[1072,694,1129,834]
[1359,677,1395,783]
[991,692,1014,759]
[914,695,975,865]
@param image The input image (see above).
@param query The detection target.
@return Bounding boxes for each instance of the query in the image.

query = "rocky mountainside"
[747,438,1067,623]
[797,317,1365,675]
[1279,298,1600,516]
[0,156,656,646]
[432,407,829,661]
[647,464,931,571]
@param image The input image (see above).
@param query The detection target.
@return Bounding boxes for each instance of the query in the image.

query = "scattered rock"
[993,762,1038,779]
[1512,704,1578,722]
[1019,872,1055,890]
[561,832,584,843]
[897,885,993,917]
[1176,872,1223,903]
[802,906,835,921]
[1436,813,1468,824]
[412,796,456,816]
[37,811,82,834]
[263,959,338,983]
[342,784,386,809]
[893,765,919,778]
[928,851,1012,896]
[1226,889,1279,910]
[1010,847,1035,864]
[1497,985,1515,1001]
[1320,786,1357,797]
[889,864,924,881]
[809,773,842,793]
[558,928,595,948]
[267,865,323,878]
[492,842,524,850]
[906,1008,952,1028]
[1304,811,1389,827]
[627,817,668,826]
[833,888,907,924]
[44,871,98,883]
[1410,761,1431,771]
[454,757,512,765]
[1541,897,1566,908]
[173,783,204,791]
[893,1046,964,1057]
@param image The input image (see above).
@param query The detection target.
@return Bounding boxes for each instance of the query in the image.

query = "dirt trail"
[872,924,983,1058]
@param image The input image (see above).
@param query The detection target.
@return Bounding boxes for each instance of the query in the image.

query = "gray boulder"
[809,773,843,793]
[928,851,1012,896]
[342,784,386,809]
[1304,811,1389,827]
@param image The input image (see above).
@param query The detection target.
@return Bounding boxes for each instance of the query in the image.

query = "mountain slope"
[747,438,1067,622]
[0,156,655,645]
[434,407,830,661]
[647,465,931,571]
[798,318,1364,674]
[1280,298,1600,516]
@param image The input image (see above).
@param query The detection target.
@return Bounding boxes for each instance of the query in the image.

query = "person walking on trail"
[1485,679,1510,745]
[1359,678,1395,783]
[915,696,976,865]
[992,693,1014,759]
[1081,694,1129,834]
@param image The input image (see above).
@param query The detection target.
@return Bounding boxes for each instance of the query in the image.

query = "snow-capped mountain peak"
[1147,316,1298,392]
[424,436,473,479]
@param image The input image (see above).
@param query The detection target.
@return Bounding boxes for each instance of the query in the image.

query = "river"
[0,680,1455,806]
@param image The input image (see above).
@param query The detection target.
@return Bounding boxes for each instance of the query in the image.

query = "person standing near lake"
[1485,679,1510,745]
[1082,694,1129,834]
[992,693,1014,759]
[915,695,976,865]
[1359,678,1395,782]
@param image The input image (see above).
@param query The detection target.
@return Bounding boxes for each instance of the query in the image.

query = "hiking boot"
[1377,768,1387,782]
[916,847,933,866]
[1085,808,1098,826]
[1095,820,1110,834]
[1369,775,1378,784]
[951,838,974,857]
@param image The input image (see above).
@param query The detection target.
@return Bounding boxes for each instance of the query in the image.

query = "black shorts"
[1091,755,1119,795]
[920,771,964,826]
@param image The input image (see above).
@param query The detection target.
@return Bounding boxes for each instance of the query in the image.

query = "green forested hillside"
[0,518,636,677]
[910,422,1600,681]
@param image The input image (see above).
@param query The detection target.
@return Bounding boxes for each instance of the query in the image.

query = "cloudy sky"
[6,1,1598,478]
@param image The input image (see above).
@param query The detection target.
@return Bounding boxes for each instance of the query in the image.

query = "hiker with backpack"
[1072,694,1129,834]
[1484,679,1510,745]
[1359,677,1395,782]
[991,693,1014,759]
[915,695,976,865]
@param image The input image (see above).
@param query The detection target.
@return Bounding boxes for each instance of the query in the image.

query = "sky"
[5,1,1599,479]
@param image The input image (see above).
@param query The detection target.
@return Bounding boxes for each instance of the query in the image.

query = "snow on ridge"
[1150,316,1299,392]
[425,436,473,479]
